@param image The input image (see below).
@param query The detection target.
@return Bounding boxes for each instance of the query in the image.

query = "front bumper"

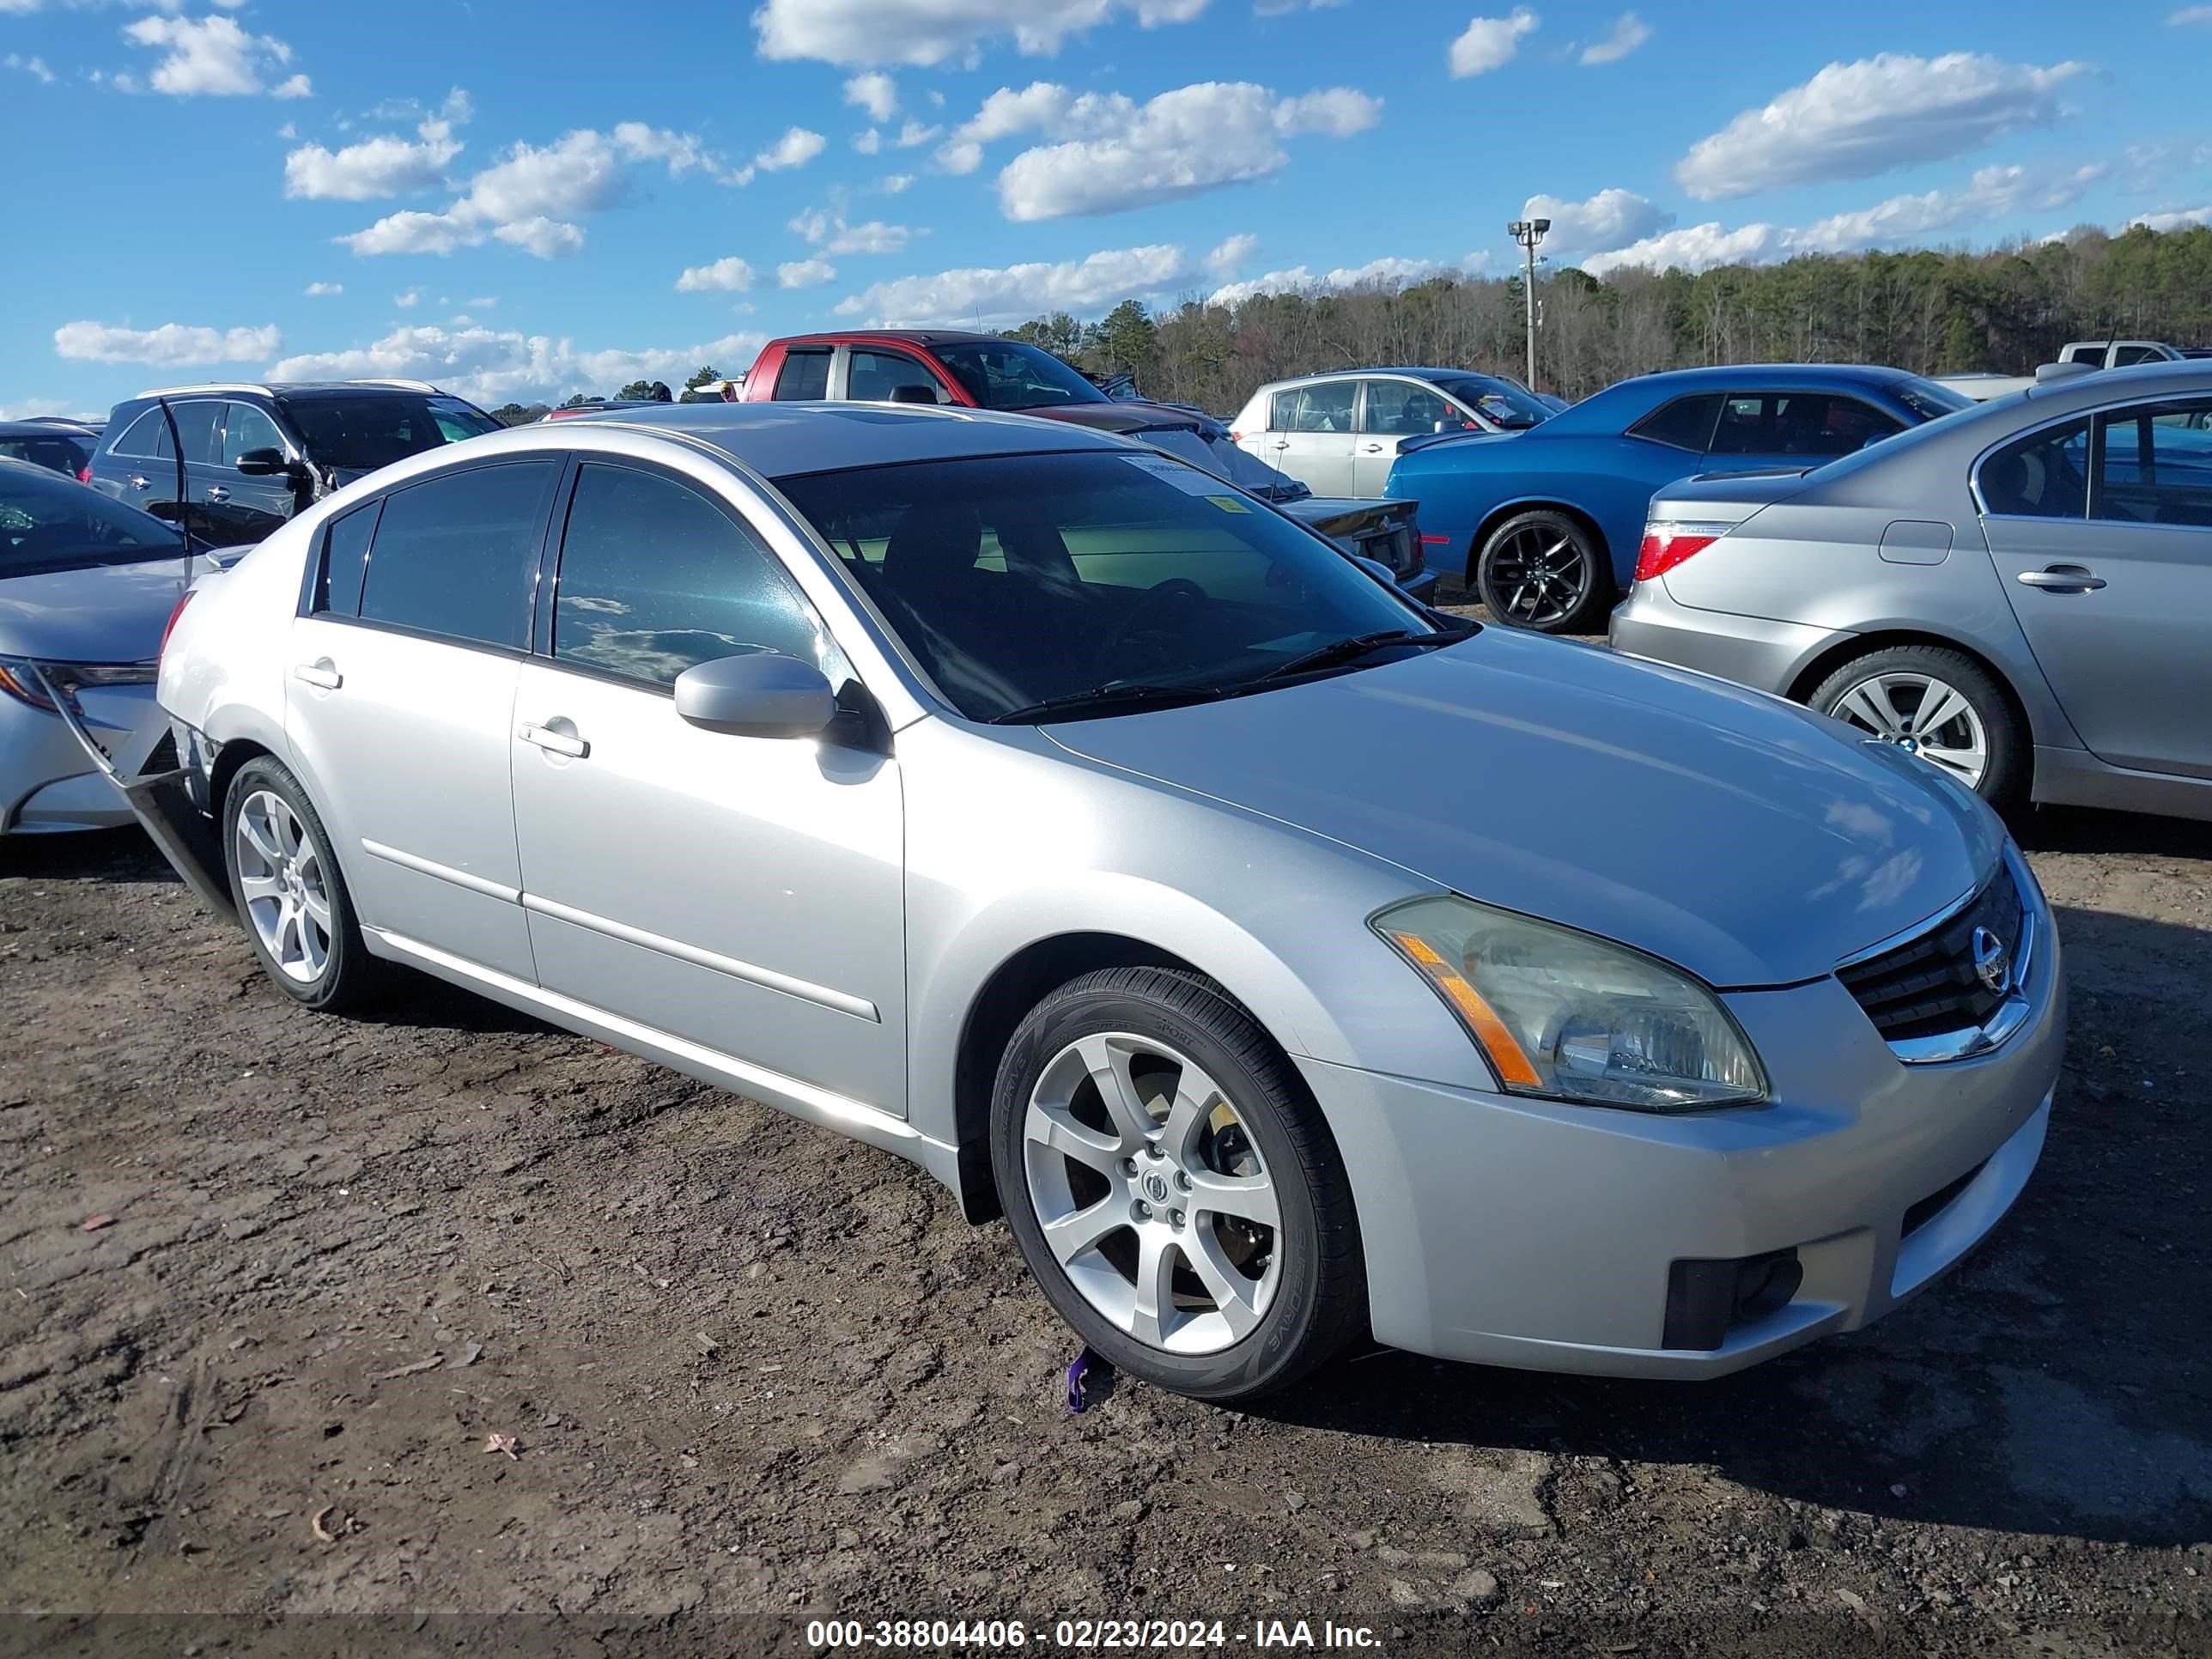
[17,664,233,915]
[1305,901,2064,1378]
[1607,578,1844,697]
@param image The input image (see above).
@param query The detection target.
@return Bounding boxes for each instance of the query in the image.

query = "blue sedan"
[1384,364,1972,632]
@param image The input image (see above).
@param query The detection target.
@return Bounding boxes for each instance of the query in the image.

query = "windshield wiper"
[1254,623,1474,684]
[990,680,1231,725]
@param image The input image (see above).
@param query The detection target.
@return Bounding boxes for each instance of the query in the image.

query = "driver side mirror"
[889,384,939,405]
[234,447,289,477]
[673,652,836,739]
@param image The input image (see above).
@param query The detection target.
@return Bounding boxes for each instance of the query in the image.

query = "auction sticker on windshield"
[1119,453,1232,495]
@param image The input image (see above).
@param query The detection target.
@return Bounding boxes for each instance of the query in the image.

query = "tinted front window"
[1978,419,2089,520]
[773,349,832,400]
[0,461,178,574]
[933,342,1108,410]
[1711,392,1900,457]
[847,350,946,404]
[2096,399,2212,526]
[775,450,1425,723]
[357,461,553,647]
[170,401,222,465]
[551,464,838,687]
[1273,382,1356,434]
[222,402,288,466]
[1362,382,1455,437]
[2112,345,2163,367]
[1629,393,1723,451]
[276,394,499,473]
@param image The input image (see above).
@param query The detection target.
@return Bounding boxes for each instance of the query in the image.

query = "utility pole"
[1507,216,1550,392]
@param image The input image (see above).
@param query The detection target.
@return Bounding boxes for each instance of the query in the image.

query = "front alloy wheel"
[991,966,1364,1401]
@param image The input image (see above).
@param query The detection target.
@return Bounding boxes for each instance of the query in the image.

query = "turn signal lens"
[1384,930,1543,1087]
[0,659,59,713]
[1634,520,1733,583]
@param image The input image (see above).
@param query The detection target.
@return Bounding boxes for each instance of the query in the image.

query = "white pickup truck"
[1934,340,2212,402]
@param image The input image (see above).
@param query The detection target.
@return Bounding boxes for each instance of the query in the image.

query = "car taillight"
[1635,521,1732,583]
[1228,429,1242,443]
[160,589,197,659]
[77,465,94,484]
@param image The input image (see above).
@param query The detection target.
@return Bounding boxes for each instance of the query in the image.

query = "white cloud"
[1522,187,1671,255]
[122,14,306,98]
[1585,222,1782,276]
[1578,11,1648,64]
[881,172,915,192]
[284,112,465,200]
[492,216,585,258]
[791,208,914,254]
[1449,9,1537,77]
[2170,5,2212,21]
[271,72,310,99]
[303,281,343,296]
[269,323,769,407]
[1255,0,1348,12]
[2133,204,2212,230]
[843,70,897,122]
[337,123,742,258]
[853,126,883,155]
[395,289,420,307]
[1206,252,1487,307]
[753,0,1210,68]
[54,319,281,366]
[676,256,757,293]
[895,118,940,148]
[1675,52,2086,201]
[1206,232,1259,273]
[4,52,57,82]
[779,258,838,288]
[756,125,827,172]
[981,80,1381,220]
[1789,162,2106,253]
[835,243,1193,325]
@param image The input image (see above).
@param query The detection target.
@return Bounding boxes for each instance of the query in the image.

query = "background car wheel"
[989,966,1364,1403]
[1808,645,2026,811]
[1474,510,1609,634]
[223,756,382,1012]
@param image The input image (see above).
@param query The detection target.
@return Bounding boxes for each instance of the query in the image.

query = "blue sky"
[4,0,2209,414]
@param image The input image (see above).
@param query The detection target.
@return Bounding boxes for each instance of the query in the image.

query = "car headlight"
[1374,895,1767,1112]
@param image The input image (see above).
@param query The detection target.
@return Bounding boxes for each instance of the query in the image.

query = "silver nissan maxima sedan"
[143,402,2062,1402]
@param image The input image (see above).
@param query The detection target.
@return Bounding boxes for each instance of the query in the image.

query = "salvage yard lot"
[3,797,2209,1654]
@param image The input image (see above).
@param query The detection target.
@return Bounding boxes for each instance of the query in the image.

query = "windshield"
[933,342,1112,411]
[1893,377,1976,422]
[276,393,501,472]
[1433,377,1551,429]
[776,449,1432,722]
[1,463,179,575]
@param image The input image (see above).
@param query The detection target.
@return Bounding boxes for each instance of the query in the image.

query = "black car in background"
[0,421,100,479]
[85,380,501,547]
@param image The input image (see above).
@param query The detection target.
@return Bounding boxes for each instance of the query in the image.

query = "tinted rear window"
[1629,393,1723,451]
[357,461,553,647]
[1,461,178,574]
[773,349,831,400]
[0,436,88,475]
[277,394,500,472]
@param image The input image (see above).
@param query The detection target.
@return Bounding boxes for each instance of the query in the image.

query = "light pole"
[1507,216,1550,392]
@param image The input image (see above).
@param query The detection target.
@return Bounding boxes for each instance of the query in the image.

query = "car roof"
[1261,367,1514,388]
[125,380,453,401]
[567,399,1132,477]
[0,422,93,439]
[770,329,1004,349]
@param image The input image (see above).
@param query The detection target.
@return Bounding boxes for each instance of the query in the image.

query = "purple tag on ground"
[1066,1347,1099,1413]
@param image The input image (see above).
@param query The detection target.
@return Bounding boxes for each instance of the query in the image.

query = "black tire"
[989,966,1364,1402]
[1807,644,2027,811]
[1474,508,1610,634]
[222,755,383,1012]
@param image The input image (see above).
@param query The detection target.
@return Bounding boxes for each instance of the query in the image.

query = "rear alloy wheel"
[1808,645,2026,810]
[1474,509,1608,634]
[991,967,1364,1401]
[223,756,382,1011]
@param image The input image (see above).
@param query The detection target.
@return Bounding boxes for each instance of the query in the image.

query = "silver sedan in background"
[1613,359,2212,823]
[143,404,2061,1403]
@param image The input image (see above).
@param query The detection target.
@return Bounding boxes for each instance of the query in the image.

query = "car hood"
[0,556,185,662]
[1042,627,2001,988]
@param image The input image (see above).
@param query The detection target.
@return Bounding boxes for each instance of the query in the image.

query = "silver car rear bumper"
[1607,579,1845,697]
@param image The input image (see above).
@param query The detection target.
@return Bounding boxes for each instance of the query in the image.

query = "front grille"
[1837,865,2024,1042]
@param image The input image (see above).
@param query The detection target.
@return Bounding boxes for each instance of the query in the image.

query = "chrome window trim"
[1969,390,2212,523]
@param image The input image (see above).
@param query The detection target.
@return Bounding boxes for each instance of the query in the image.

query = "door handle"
[1269,441,1289,450]
[2016,565,2106,592]
[293,659,342,690]
[204,485,230,503]
[1361,442,1385,453]
[129,475,151,491]
[520,721,588,759]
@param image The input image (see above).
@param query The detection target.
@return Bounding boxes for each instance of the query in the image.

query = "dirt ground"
[3,776,2209,1656]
